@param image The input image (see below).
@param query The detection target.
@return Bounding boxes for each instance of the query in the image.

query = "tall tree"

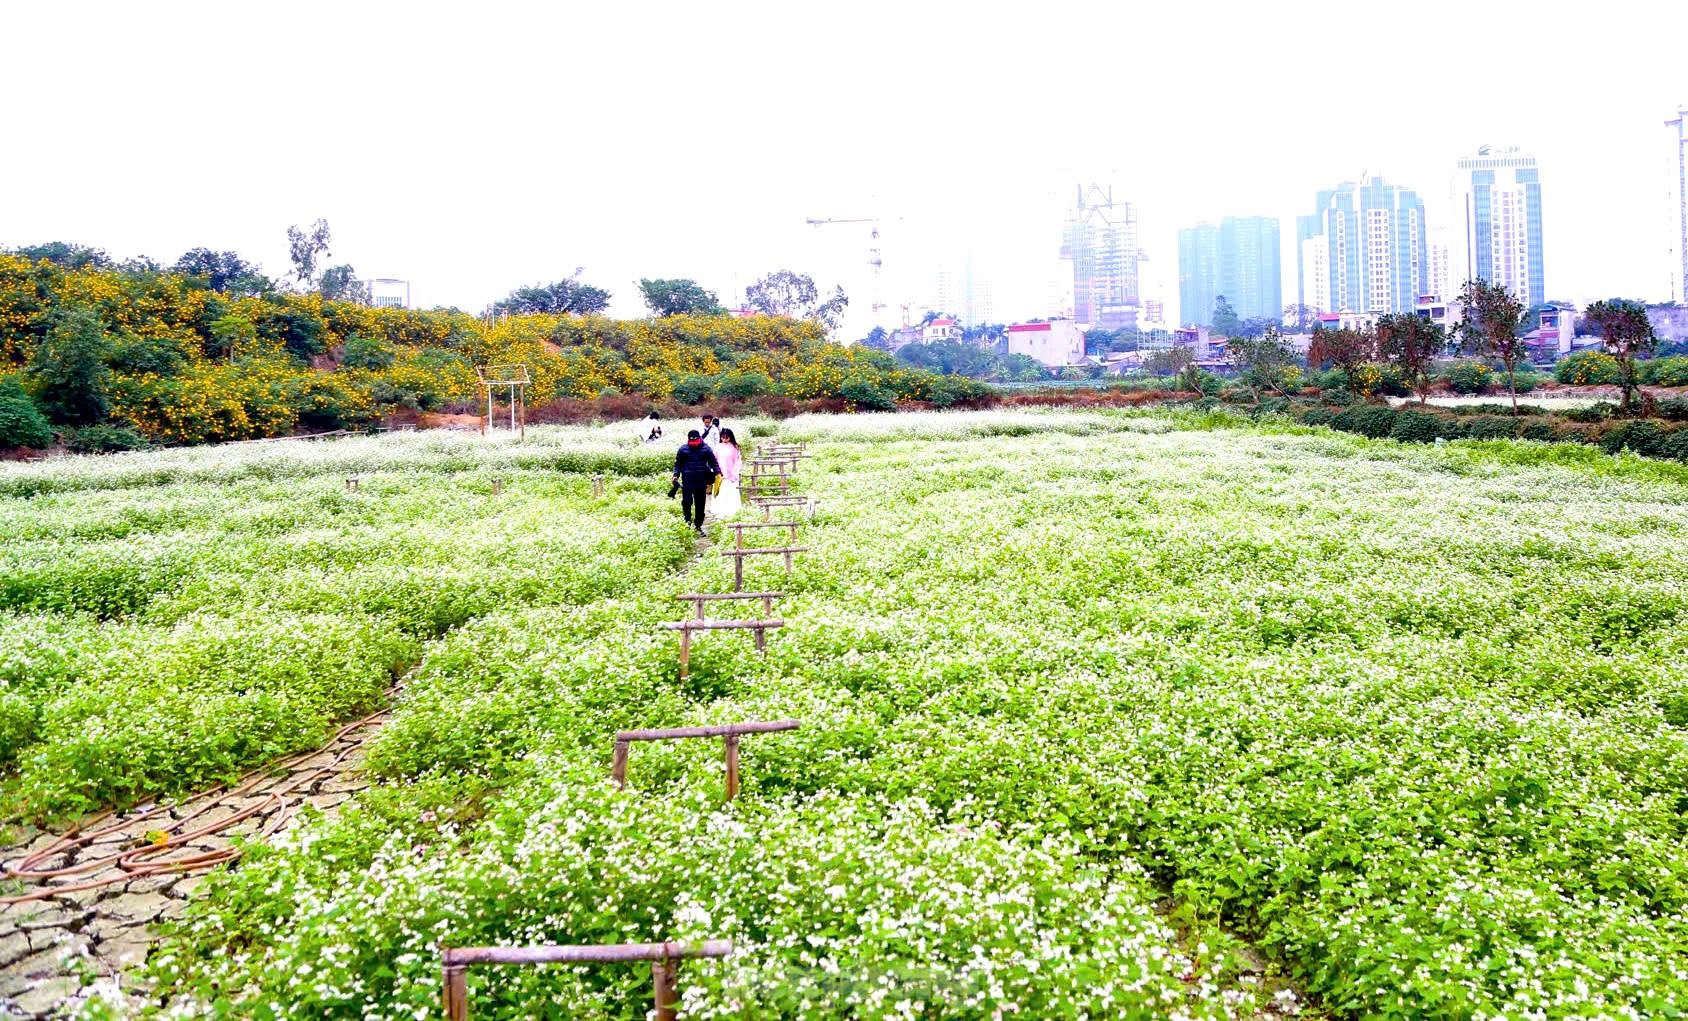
[638,278,724,317]
[286,219,333,288]
[1210,295,1241,337]
[318,265,370,304]
[173,248,269,295]
[745,270,819,318]
[491,273,612,316]
[11,242,110,270]
[30,307,111,425]
[1283,303,1320,332]
[1456,278,1529,414]
[1226,327,1297,399]
[1306,326,1374,387]
[1374,313,1444,405]
[860,325,891,350]
[812,285,849,331]
[1143,345,1194,378]
[1581,298,1658,414]
[744,270,848,331]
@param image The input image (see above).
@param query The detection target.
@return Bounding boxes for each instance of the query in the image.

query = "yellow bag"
[711,476,723,496]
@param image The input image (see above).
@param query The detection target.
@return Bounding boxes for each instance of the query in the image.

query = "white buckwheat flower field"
[3,408,1686,1019]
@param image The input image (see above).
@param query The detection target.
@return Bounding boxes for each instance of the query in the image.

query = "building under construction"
[1060,184,1142,330]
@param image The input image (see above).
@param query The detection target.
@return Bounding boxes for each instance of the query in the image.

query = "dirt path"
[0,714,385,1018]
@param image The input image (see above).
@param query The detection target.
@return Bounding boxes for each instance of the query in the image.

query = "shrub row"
[1297,403,1688,461]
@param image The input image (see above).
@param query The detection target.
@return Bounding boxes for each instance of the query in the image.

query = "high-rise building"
[1177,225,1219,328]
[1061,184,1140,329]
[1455,146,1545,309]
[1668,106,1688,303]
[1428,234,1452,304]
[1298,178,1429,316]
[931,252,996,328]
[1178,217,1281,327]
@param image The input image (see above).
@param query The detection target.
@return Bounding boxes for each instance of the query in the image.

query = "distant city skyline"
[3,3,1683,340]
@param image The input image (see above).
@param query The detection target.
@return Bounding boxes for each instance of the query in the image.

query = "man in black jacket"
[672,430,720,533]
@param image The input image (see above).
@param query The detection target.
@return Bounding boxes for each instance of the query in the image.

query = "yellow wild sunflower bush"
[0,257,973,448]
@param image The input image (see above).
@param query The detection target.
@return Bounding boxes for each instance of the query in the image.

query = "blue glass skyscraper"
[1298,178,1429,316]
[1456,147,1545,309]
[1179,216,1281,327]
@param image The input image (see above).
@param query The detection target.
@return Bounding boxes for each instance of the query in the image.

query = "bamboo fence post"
[723,734,742,800]
[611,721,798,796]
[679,627,691,680]
[491,478,502,496]
[440,941,730,1020]
[652,958,680,1021]
[346,477,359,492]
[443,965,468,1021]
[593,474,605,497]
[612,740,629,788]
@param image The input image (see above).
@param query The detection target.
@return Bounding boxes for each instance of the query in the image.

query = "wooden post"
[612,740,629,788]
[679,627,691,681]
[593,474,605,498]
[441,941,731,1020]
[723,735,741,800]
[491,478,502,496]
[612,720,798,795]
[443,965,468,1021]
[518,388,526,441]
[753,623,767,652]
[346,477,359,492]
[733,554,744,592]
[652,958,679,1021]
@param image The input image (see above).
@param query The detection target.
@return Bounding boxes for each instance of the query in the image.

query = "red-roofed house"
[922,318,962,343]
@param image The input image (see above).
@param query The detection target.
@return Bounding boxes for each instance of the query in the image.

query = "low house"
[1006,320,1086,367]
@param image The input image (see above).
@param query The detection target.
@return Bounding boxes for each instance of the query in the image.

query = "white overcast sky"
[4,0,1685,337]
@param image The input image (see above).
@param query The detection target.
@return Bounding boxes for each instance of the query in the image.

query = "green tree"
[1143,345,1194,378]
[1456,279,1529,414]
[10,242,110,270]
[638,278,724,317]
[173,248,270,295]
[286,219,333,288]
[1375,313,1444,405]
[1283,303,1320,331]
[1581,298,1658,414]
[994,353,1046,383]
[492,273,612,316]
[0,379,54,449]
[319,265,370,304]
[1307,326,1374,386]
[1227,327,1297,399]
[744,270,848,330]
[30,307,112,425]
[1211,295,1241,337]
[746,270,818,317]
[860,325,891,350]
[341,335,396,370]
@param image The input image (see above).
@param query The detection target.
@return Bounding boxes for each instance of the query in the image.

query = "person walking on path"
[712,427,744,517]
[672,429,720,534]
[701,415,721,446]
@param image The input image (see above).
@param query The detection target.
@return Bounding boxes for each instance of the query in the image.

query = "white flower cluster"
[19,408,1685,1018]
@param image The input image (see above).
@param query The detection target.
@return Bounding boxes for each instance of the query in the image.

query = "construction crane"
[806,216,889,329]
[806,217,882,272]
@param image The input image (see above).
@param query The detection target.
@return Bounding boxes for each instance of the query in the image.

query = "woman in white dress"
[712,427,743,517]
